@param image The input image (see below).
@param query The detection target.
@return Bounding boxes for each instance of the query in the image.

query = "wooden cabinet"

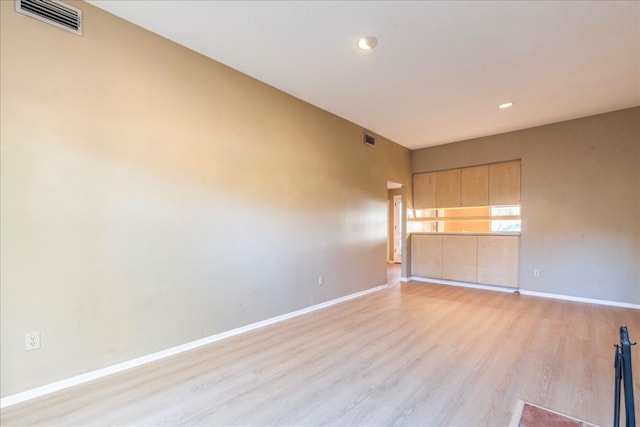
[442,235,477,283]
[415,160,519,209]
[460,165,489,207]
[477,236,519,287]
[436,169,461,208]
[411,234,442,278]
[489,160,521,205]
[411,233,519,288]
[413,172,436,209]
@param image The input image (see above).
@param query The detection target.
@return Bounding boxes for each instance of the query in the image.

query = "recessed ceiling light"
[498,102,514,109]
[357,36,378,51]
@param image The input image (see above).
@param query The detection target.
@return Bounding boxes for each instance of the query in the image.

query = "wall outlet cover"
[25,332,40,350]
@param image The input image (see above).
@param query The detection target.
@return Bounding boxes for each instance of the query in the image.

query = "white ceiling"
[88,0,640,150]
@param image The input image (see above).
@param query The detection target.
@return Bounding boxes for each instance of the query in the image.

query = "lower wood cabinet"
[411,233,519,288]
[411,234,442,278]
[442,235,477,283]
[477,236,519,287]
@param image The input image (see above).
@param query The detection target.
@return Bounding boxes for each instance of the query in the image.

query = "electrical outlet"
[25,331,40,350]
[533,269,540,277]
[318,276,324,286]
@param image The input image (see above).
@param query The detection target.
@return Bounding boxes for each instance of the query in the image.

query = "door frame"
[386,182,404,266]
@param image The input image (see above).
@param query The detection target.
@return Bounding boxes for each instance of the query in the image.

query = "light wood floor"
[2,280,639,426]
[387,262,401,285]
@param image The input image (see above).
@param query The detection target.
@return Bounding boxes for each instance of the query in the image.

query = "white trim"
[400,277,409,282]
[519,289,640,309]
[508,399,526,427]
[409,276,640,309]
[0,284,389,409]
[409,276,517,294]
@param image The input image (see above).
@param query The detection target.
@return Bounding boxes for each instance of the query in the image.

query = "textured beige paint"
[0,1,411,397]
[412,107,640,304]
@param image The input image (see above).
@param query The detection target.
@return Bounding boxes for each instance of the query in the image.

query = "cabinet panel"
[477,236,519,287]
[489,161,521,205]
[442,235,477,282]
[411,234,442,278]
[436,169,461,208]
[413,172,437,209]
[460,165,489,207]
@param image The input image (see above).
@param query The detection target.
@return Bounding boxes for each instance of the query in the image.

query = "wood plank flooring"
[2,281,639,426]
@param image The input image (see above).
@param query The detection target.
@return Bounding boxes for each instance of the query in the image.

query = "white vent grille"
[15,0,82,36]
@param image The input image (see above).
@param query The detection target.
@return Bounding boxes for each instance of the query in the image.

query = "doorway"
[387,181,404,284]
[387,180,404,255]
[392,194,402,263]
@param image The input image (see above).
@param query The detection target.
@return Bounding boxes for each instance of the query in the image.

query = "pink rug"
[509,400,600,427]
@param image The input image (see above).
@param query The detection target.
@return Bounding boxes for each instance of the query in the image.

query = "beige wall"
[0,1,411,397]
[412,107,640,304]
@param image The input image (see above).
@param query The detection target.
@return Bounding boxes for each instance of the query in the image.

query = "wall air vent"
[364,133,376,147]
[15,0,82,36]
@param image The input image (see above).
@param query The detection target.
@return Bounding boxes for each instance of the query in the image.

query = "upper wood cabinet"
[413,172,436,209]
[413,160,520,209]
[489,161,521,205]
[460,165,489,207]
[436,169,461,208]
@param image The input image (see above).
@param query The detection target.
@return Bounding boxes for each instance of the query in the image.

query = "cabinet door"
[436,169,461,208]
[411,234,442,278]
[413,172,436,209]
[489,160,521,205]
[442,235,477,282]
[477,236,519,287]
[460,165,489,207]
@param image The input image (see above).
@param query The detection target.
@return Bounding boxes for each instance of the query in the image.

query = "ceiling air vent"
[15,0,82,36]
[364,133,376,147]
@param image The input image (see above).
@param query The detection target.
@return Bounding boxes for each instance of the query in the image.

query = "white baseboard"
[518,289,640,309]
[409,276,640,309]
[410,276,517,294]
[0,284,389,409]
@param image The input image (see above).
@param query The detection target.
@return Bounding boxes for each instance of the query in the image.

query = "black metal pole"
[619,326,635,427]
[614,345,622,427]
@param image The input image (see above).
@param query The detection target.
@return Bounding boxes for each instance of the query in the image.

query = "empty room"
[1,1,638,426]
